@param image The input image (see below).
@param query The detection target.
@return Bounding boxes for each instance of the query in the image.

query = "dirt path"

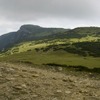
[0,62,100,100]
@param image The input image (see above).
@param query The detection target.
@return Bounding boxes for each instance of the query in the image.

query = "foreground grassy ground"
[0,62,100,100]
[0,50,100,68]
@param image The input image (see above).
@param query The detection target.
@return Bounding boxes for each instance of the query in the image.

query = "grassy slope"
[1,36,100,55]
[1,50,100,68]
[0,36,100,68]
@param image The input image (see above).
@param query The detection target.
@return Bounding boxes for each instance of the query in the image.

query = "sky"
[0,0,100,35]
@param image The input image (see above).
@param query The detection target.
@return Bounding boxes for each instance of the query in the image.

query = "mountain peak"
[19,24,41,31]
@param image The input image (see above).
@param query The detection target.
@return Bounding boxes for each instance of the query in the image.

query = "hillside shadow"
[44,63,100,74]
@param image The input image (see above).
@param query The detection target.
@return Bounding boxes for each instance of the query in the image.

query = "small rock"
[84,96,100,100]
[62,78,68,82]
[21,84,27,88]
[2,67,15,74]
[7,68,15,73]
[67,86,73,89]
[20,74,27,78]
[14,99,21,100]
[14,75,19,77]
[6,77,15,81]
[79,89,88,93]
[33,94,38,98]
[71,83,77,87]
[57,67,63,71]
[56,90,62,93]
[68,77,74,82]
[22,69,27,72]
[13,84,27,90]
[0,73,2,77]
[13,86,22,90]
[52,77,57,80]
[65,90,71,94]
[86,82,91,87]
[29,70,37,74]
[32,74,39,77]
[52,97,58,100]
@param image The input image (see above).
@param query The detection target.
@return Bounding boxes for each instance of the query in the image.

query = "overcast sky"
[0,0,100,35]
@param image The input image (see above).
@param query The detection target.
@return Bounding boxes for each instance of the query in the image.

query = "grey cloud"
[0,0,100,35]
[0,0,99,22]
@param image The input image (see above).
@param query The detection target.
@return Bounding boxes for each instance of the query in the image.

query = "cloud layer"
[0,0,100,35]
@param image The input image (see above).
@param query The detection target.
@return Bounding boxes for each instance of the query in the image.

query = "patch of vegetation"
[44,63,100,73]
[36,41,100,57]
[0,49,100,68]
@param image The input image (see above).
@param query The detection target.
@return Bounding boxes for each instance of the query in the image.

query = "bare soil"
[0,62,100,100]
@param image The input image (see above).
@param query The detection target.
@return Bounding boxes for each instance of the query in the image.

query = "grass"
[1,36,99,56]
[0,50,100,68]
[0,36,100,68]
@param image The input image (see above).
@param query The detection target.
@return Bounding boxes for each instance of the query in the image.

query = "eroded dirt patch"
[0,62,100,100]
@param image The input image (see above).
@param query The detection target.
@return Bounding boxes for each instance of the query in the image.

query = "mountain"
[0,24,100,68]
[0,24,68,51]
[66,27,100,38]
[0,24,100,52]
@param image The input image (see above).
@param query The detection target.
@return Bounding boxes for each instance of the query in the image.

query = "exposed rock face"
[0,62,100,100]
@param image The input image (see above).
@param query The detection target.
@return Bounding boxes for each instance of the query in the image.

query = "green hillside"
[0,35,100,68]
[0,25,100,69]
[0,48,100,68]
[0,25,100,52]
[0,25,67,51]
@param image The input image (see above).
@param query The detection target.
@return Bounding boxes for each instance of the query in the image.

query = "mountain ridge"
[0,24,68,51]
[0,24,100,51]
[0,24,100,68]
